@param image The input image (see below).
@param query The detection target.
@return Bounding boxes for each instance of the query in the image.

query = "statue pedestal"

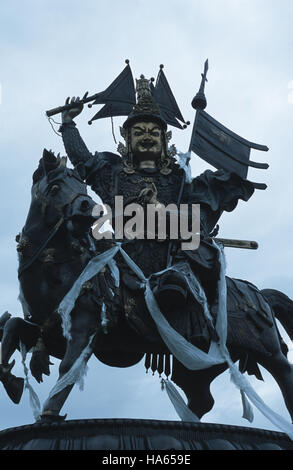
[0,419,292,450]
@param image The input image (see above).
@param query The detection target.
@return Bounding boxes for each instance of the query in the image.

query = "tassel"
[158,354,164,377]
[164,354,171,378]
[151,354,158,376]
[144,353,151,374]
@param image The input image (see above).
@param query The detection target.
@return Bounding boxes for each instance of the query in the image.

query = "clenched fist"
[62,92,89,124]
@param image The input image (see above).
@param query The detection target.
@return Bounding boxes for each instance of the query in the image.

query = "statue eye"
[50,185,60,195]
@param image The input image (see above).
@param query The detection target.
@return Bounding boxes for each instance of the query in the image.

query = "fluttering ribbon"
[20,342,41,420]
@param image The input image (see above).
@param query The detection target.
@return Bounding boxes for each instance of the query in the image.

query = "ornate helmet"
[122,74,167,131]
[88,61,188,174]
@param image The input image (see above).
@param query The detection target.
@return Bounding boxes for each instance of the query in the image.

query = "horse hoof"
[36,413,67,424]
[0,363,24,404]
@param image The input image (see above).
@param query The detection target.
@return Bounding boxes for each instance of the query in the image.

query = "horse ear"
[42,149,57,174]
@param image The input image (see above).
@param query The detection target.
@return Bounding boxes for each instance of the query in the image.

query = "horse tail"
[261,289,293,341]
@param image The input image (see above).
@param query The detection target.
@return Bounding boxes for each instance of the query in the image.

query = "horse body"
[2,149,293,424]
[1,151,102,406]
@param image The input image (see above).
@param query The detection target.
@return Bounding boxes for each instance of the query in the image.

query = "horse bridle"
[18,176,93,278]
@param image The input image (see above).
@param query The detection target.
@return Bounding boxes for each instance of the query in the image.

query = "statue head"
[129,121,163,169]
[118,75,176,175]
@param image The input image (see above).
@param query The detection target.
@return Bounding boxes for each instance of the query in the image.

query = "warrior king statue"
[0,61,293,443]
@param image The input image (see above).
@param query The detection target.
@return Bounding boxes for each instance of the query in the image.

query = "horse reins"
[18,191,91,278]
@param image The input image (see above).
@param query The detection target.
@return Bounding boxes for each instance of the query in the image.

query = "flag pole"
[167,61,209,267]
[189,59,209,153]
[191,59,209,111]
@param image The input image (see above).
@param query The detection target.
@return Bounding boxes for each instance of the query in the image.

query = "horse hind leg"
[258,350,293,422]
[41,303,97,419]
[41,333,94,419]
[250,297,293,422]
[171,357,227,419]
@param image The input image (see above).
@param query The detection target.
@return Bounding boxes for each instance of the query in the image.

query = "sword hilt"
[46,92,97,118]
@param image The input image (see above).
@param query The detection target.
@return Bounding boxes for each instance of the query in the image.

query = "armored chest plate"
[114,168,185,207]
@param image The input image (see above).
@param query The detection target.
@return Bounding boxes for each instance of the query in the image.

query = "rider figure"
[0,74,255,405]
[58,76,254,342]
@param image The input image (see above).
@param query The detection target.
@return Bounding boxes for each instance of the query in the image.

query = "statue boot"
[0,360,24,404]
[153,270,188,312]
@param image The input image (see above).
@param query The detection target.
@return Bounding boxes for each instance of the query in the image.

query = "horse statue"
[0,149,293,429]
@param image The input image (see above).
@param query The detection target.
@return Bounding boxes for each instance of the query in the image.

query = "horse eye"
[50,185,60,195]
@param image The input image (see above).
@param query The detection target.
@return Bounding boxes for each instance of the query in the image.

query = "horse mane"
[32,162,45,184]
[32,149,66,184]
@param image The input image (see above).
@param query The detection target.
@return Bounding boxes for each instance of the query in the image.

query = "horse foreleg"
[1,317,40,366]
[171,357,227,419]
[0,317,39,404]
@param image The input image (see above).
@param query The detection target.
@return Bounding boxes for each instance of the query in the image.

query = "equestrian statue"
[0,61,293,437]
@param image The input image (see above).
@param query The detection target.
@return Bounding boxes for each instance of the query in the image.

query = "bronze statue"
[0,62,293,436]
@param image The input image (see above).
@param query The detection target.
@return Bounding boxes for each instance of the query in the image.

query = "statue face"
[130,121,163,166]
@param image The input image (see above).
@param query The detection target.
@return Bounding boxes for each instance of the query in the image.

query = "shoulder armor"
[97,152,121,167]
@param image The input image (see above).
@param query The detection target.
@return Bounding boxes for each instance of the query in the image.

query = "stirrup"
[154,271,188,311]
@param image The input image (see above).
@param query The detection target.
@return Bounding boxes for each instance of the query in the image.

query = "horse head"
[18,149,98,275]
[34,149,96,227]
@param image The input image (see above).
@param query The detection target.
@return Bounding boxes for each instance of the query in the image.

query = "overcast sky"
[0,0,293,435]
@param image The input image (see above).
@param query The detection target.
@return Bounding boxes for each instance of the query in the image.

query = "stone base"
[0,419,292,450]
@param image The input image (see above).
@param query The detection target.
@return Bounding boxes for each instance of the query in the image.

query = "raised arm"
[58,96,121,204]
[59,95,93,179]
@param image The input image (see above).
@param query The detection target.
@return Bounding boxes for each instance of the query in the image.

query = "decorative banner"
[189,109,269,188]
